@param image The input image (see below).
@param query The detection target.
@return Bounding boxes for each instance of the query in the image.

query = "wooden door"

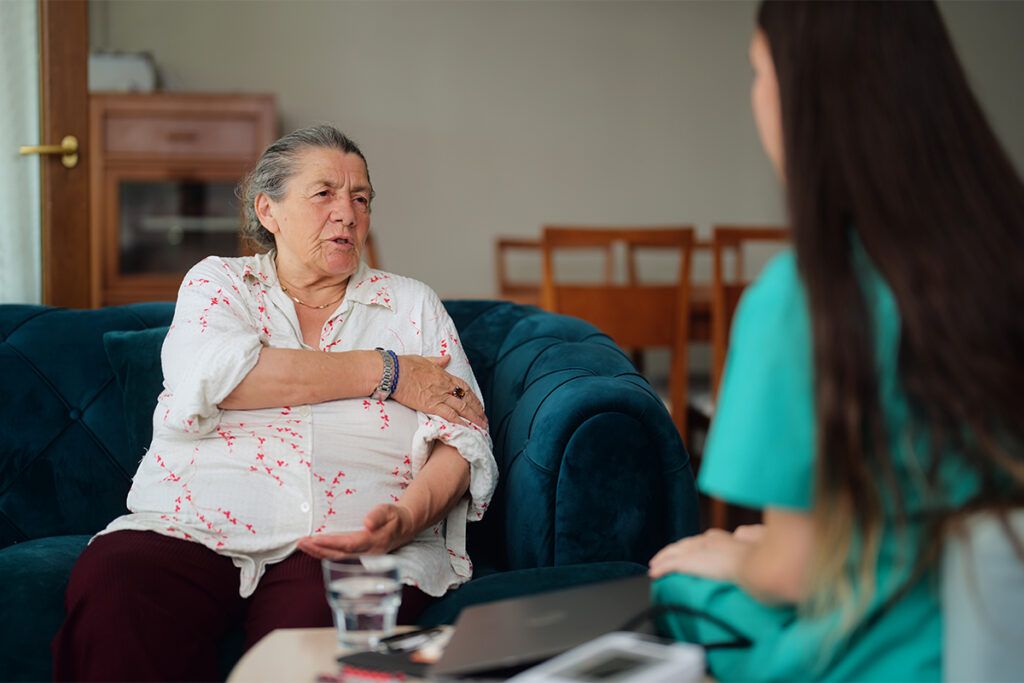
[38,0,91,307]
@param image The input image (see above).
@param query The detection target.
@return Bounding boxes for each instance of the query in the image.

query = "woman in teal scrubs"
[648,2,1024,680]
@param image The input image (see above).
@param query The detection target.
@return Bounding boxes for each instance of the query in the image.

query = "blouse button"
[300,502,310,513]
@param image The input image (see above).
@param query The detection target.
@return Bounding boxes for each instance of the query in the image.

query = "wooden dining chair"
[706,225,789,529]
[541,225,695,435]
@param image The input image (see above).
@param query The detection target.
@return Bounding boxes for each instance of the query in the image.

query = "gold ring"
[451,386,466,399]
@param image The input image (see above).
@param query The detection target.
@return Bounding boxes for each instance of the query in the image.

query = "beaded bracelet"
[386,349,400,396]
[370,347,396,401]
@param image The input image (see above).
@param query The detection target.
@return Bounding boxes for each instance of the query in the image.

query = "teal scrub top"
[685,247,977,681]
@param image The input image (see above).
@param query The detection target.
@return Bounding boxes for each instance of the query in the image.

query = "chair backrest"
[494,238,543,306]
[541,225,695,434]
[943,510,1024,682]
[496,236,615,306]
[710,225,789,395]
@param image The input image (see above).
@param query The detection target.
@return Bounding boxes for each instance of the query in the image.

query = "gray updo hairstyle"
[238,125,374,251]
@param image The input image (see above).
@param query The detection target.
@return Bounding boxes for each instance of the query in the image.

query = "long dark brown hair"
[757,0,1024,615]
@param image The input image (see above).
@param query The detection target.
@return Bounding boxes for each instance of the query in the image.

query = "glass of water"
[322,556,403,649]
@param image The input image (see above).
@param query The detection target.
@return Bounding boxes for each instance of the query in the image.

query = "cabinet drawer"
[104,115,261,159]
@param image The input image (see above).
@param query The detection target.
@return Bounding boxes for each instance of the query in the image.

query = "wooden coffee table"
[228,628,340,683]
[230,626,714,682]
[228,626,419,682]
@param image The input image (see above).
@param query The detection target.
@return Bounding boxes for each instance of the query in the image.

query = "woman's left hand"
[297,504,415,559]
[647,528,756,582]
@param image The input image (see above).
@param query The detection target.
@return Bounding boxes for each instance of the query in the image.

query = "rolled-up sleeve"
[401,290,497,581]
[158,257,264,436]
[409,290,497,523]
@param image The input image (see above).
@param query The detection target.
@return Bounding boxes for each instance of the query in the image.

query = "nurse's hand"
[297,504,415,559]
[732,524,766,542]
[647,528,756,582]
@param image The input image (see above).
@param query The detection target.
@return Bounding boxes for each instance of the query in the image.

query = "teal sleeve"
[698,252,815,511]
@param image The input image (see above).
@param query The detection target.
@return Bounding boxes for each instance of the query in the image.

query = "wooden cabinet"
[89,93,277,305]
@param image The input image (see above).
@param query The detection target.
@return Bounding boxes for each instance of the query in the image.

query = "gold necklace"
[280,283,345,310]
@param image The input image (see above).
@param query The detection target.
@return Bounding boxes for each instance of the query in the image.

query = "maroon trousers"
[52,530,433,682]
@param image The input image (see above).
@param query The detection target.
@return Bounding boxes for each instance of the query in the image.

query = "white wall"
[90,0,1024,299]
[941,0,1024,171]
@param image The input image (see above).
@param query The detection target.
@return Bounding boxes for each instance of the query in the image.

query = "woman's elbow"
[217,390,245,410]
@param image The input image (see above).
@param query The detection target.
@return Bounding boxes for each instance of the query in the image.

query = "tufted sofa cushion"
[103,326,170,463]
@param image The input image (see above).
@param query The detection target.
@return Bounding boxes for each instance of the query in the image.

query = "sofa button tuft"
[69,408,82,421]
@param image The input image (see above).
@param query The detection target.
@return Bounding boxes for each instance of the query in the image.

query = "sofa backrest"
[0,303,174,549]
[0,301,548,551]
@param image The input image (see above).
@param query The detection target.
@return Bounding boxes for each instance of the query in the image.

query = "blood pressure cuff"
[651,574,794,680]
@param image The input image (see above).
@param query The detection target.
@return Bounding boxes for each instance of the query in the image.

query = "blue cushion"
[103,327,169,462]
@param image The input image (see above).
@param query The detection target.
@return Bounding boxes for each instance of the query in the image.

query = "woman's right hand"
[391,355,488,428]
[648,528,753,581]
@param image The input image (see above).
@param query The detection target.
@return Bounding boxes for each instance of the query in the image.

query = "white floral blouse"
[101,252,497,598]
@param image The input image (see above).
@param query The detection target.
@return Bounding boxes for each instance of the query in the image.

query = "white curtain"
[0,0,42,304]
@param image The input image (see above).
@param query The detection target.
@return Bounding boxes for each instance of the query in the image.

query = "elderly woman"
[53,126,497,681]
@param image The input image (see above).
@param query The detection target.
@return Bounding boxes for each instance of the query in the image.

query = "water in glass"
[322,556,402,649]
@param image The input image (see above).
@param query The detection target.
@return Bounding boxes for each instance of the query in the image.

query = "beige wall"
[90,0,1024,299]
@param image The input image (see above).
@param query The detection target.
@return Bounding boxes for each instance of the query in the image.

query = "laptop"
[431,574,652,678]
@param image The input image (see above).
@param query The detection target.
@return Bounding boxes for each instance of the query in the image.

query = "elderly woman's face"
[257,147,372,281]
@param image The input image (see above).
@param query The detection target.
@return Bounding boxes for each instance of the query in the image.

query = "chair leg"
[709,498,729,529]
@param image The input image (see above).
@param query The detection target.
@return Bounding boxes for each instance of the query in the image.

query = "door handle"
[19,135,79,169]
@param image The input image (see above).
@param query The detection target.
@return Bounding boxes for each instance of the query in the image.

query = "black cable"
[618,604,753,650]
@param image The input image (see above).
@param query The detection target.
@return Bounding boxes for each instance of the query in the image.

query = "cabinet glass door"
[118,179,242,274]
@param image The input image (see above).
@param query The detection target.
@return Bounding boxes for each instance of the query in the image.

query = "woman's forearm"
[394,442,471,538]
[219,347,382,410]
[734,509,814,604]
[295,442,473,560]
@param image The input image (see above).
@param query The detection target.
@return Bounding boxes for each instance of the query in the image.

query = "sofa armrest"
[505,373,698,568]
[484,312,699,570]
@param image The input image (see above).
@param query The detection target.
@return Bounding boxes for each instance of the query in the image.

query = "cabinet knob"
[19,135,79,169]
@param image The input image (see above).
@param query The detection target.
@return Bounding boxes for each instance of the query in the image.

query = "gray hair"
[238,125,374,250]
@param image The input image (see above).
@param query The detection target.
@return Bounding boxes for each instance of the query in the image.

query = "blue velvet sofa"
[0,299,698,681]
